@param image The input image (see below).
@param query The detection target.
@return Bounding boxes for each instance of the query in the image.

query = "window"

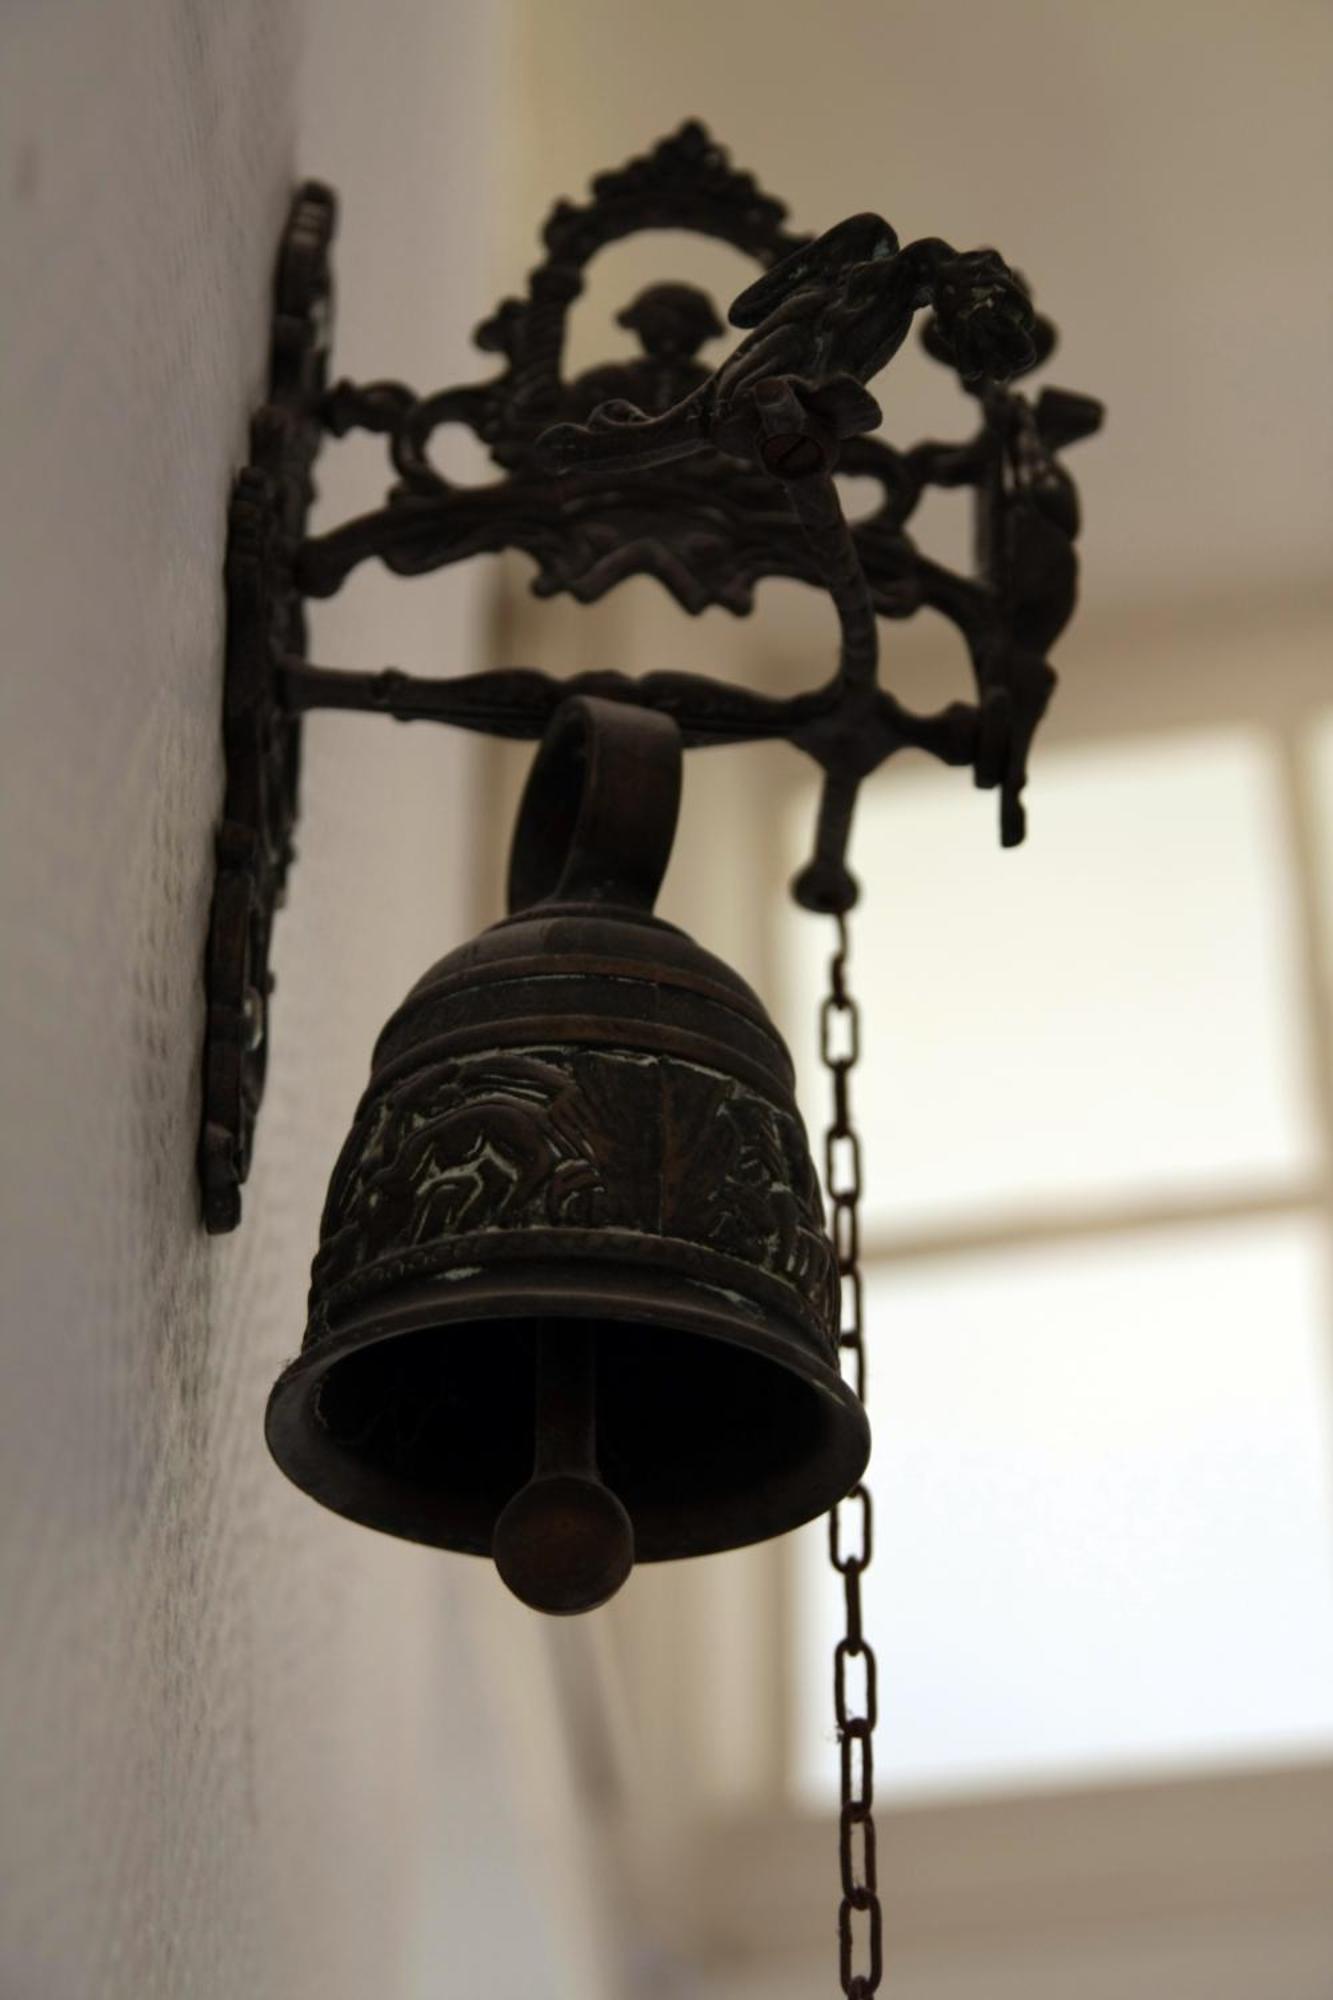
[780,664,1333,1803]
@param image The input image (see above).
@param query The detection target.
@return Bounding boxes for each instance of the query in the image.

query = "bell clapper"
[492,1323,635,1615]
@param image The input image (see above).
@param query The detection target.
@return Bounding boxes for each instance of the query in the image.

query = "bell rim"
[265,1261,871,1563]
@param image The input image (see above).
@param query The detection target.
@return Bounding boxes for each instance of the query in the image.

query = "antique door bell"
[265,692,868,1615]
[204,121,1099,1991]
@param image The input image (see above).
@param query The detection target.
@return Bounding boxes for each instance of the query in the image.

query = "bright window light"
[792,1216,1333,1802]
[780,729,1320,1233]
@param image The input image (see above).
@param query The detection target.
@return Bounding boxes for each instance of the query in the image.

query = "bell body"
[265,698,869,1583]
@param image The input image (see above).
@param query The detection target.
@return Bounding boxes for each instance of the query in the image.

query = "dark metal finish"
[491,1323,636,1615]
[200,183,336,1231]
[206,125,1102,1227]
[822,917,883,1995]
[265,698,871,1589]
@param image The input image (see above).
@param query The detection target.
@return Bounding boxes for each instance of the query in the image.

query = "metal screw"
[242,987,265,1053]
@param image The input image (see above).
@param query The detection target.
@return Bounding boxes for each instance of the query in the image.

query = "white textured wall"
[0,5,614,1997]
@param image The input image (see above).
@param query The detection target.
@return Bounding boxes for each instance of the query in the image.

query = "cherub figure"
[536,214,1038,477]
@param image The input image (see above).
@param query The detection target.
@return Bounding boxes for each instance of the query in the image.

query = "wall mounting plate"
[199,183,335,1233]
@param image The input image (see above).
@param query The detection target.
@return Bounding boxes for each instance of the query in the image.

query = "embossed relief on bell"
[310,1046,837,1345]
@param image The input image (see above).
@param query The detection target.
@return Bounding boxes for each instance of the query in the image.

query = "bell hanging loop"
[507,694,681,915]
[265,695,869,1613]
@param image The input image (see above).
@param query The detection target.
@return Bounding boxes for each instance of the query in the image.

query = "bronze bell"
[266,696,870,1613]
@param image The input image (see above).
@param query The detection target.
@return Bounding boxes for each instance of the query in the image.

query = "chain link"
[822,912,884,1995]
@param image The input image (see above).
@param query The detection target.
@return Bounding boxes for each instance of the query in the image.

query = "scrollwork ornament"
[207,128,1103,1228]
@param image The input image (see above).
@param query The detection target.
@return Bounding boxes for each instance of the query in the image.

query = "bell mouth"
[265,1265,869,1565]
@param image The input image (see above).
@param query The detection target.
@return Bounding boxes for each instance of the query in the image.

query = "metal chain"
[822,912,883,1997]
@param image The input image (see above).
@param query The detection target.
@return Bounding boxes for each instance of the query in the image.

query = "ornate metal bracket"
[200,183,333,1232]
[201,123,1103,1231]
